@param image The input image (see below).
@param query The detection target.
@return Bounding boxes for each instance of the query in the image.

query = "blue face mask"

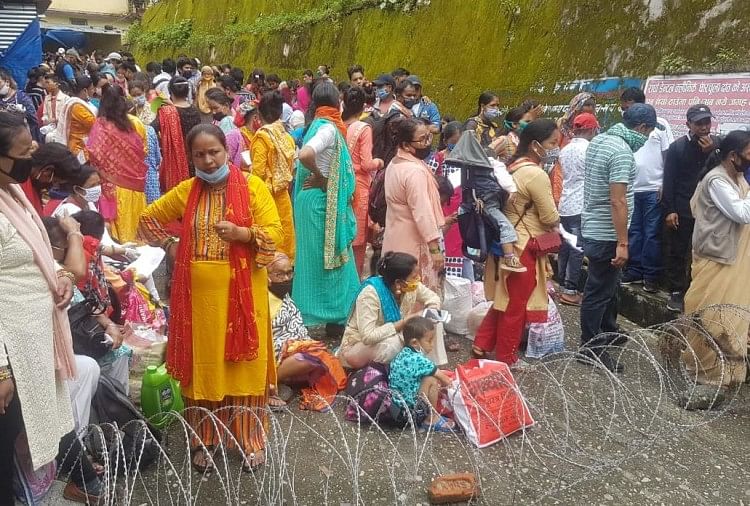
[196,163,230,184]
[446,143,456,151]
[376,87,390,100]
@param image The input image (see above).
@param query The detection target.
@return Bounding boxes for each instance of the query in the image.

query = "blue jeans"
[625,191,662,282]
[558,215,584,293]
[580,239,621,346]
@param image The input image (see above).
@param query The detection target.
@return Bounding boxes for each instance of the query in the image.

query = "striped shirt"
[582,123,637,242]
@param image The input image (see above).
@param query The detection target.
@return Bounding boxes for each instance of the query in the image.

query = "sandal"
[268,395,288,412]
[471,346,487,359]
[190,447,215,474]
[420,415,456,434]
[242,449,266,473]
[500,255,527,273]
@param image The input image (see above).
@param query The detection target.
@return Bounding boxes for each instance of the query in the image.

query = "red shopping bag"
[448,359,534,448]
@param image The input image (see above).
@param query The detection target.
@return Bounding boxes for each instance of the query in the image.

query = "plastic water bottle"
[141,364,184,428]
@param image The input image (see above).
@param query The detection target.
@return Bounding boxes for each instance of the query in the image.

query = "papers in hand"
[559,224,582,252]
[126,246,166,279]
[422,308,452,324]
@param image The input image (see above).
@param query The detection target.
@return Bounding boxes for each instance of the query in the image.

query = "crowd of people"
[0,47,748,503]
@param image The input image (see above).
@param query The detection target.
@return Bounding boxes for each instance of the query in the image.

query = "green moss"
[134,0,750,118]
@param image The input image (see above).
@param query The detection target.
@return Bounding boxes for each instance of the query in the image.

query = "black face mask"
[269,280,293,299]
[181,70,193,79]
[403,98,418,109]
[213,112,226,121]
[413,146,432,160]
[4,156,34,183]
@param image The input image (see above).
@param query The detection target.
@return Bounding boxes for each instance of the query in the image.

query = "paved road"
[37,305,750,505]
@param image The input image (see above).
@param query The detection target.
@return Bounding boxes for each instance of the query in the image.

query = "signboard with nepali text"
[645,73,750,138]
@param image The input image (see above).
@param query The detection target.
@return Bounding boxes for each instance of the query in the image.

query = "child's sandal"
[500,255,527,273]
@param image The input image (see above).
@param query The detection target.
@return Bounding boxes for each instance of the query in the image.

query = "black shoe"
[620,274,642,285]
[667,292,684,313]
[577,347,624,374]
[643,280,659,293]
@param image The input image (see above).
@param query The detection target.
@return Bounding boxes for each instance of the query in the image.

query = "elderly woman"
[267,253,347,411]
[680,131,750,410]
[382,118,445,293]
[472,119,561,365]
[338,251,441,369]
[0,111,104,503]
[139,124,282,472]
[293,81,360,328]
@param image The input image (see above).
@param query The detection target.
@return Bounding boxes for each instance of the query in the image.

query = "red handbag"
[515,203,561,257]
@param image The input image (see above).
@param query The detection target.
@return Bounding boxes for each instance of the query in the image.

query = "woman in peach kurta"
[344,86,384,276]
[382,119,445,292]
[140,124,282,472]
[253,92,296,261]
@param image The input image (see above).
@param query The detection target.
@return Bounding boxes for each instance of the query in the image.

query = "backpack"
[368,167,388,227]
[366,109,402,166]
[344,363,400,425]
[89,374,162,474]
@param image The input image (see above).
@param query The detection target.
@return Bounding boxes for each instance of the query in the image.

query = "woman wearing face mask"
[465,90,502,148]
[139,123,282,473]
[294,81,360,329]
[129,80,154,125]
[51,164,135,258]
[0,69,41,142]
[86,83,148,243]
[152,76,202,192]
[472,119,561,365]
[678,131,750,410]
[0,110,81,505]
[206,87,236,134]
[427,121,473,281]
[343,86,384,276]
[253,91,297,261]
[266,253,347,411]
[226,99,260,168]
[54,75,97,161]
[337,251,441,369]
[489,105,534,163]
[382,118,446,293]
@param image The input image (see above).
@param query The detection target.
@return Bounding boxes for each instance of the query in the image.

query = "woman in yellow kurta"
[86,84,147,242]
[139,123,282,473]
[252,91,296,261]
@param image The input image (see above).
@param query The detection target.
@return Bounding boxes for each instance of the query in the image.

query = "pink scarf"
[0,184,76,380]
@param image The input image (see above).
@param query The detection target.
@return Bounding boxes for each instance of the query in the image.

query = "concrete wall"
[133,0,750,118]
[47,0,130,16]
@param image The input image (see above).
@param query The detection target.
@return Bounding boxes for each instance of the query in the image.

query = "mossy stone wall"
[135,0,750,118]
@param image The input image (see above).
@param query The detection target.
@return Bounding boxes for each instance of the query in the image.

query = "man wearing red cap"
[557,112,600,306]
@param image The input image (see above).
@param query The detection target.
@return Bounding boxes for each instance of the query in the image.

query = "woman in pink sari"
[343,86,383,276]
[382,118,445,292]
[86,84,147,243]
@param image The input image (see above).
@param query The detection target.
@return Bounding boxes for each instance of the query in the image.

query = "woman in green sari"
[293,81,360,328]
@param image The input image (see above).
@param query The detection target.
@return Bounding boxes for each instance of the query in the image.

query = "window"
[69,17,88,26]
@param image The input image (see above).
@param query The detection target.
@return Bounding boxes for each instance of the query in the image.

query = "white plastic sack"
[443,276,473,335]
[525,296,565,359]
[466,301,493,342]
[471,281,486,306]
[426,322,448,367]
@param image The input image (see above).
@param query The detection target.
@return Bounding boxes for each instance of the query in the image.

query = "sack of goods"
[442,276,473,336]
[447,359,535,448]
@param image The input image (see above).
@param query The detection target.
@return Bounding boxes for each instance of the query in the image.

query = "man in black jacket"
[661,104,717,312]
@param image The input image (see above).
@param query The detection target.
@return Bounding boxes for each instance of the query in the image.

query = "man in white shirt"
[152,58,176,99]
[620,88,674,293]
[41,73,68,129]
[557,112,600,305]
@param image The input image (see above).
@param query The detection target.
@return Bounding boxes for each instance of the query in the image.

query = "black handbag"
[67,299,112,360]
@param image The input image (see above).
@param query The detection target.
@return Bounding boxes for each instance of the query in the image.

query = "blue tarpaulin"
[0,19,42,89]
[42,29,87,50]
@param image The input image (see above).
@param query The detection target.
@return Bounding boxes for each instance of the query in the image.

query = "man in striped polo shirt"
[579,103,661,373]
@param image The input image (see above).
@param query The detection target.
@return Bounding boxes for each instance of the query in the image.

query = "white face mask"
[0,84,9,97]
[79,184,102,203]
